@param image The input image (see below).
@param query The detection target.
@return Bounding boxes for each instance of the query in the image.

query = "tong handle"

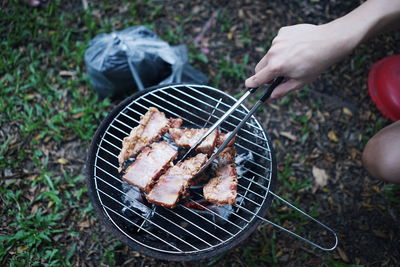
[260,76,284,102]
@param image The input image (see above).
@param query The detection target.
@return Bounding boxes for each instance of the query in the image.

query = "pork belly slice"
[217,132,236,148]
[169,118,183,128]
[146,153,208,208]
[118,107,182,172]
[169,128,219,155]
[122,142,178,193]
[203,147,238,206]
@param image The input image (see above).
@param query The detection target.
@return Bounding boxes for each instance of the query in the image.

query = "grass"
[0,0,363,266]
[213,54,249,88]
[0,0,134,265]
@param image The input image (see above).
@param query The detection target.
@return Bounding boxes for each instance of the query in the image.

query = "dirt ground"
[2,0,400,266]
[78,1,400,266]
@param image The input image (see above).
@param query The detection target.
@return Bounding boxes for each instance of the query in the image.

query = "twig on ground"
[193,10,220,48]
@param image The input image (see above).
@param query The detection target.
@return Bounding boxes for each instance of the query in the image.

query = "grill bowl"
[86,84,277,261]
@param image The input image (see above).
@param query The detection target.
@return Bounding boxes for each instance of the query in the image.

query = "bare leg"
[362,121,400,184]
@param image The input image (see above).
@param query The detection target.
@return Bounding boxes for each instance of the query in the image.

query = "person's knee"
[362,122,400,184]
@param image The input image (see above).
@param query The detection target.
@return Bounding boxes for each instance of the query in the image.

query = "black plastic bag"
[84,26,208,98]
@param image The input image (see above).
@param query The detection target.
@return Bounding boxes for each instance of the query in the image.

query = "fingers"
[245,61,282,88]
[254,54,269,73]
[270,79,304,99]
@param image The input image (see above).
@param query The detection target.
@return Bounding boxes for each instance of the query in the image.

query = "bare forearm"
[331,0,400,48]
[245,0,400,98]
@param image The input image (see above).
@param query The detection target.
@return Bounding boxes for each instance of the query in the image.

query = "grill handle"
[256,191,338,251]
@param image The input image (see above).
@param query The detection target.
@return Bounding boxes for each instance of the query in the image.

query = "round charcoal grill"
[86,84,335,261]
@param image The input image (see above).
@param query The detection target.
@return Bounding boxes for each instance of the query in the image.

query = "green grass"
[0,0,346,265]
[0,0,139,265]
[382,184,400,204]
[0,0,218,265]
[213,54,249,88]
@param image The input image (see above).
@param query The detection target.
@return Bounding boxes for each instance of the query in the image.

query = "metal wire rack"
[87,84,337,260]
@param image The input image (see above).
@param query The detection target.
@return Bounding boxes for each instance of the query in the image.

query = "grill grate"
[91,84,275,256]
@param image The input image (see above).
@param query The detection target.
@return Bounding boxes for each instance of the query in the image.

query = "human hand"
[245,23,358,99]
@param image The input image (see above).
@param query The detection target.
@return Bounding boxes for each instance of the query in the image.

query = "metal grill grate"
[91,84,276,256]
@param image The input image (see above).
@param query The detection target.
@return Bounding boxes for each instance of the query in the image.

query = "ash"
[235,151,253,177]
[121,182,151,217]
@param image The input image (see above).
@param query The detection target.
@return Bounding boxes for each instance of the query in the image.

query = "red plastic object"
[368,55,400,121]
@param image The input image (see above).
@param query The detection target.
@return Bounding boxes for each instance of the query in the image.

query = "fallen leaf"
[328,130,339,142]
[373,230,388,239]
[371,185,380,193]
[238,9,244,19]
[31,204,39,215]
[306,110,312,120]
[361,201,373,208]
[337,247,349,262]
[17,246,29,254]
[57,158,69,165]
[349,148,358,160]
[275,250,284,257]
[59,70,76,77]
[78,219,91,229]
[343,107,353,116]
[24,94,36,100]
[33,133,42,141]
[268,103,280,110]
[312,166,329,187]
[277,206,289,213]
[280,131,297,141]
[324,154,336,162]
[328,196,334,206]
[377,204,386,211]
[72,112,84,119]
[317,110,325,123]
[28,174,38,182]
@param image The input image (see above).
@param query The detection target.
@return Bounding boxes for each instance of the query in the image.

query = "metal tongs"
[179,77,284,172]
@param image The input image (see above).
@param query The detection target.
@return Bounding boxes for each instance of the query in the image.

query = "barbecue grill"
[86,84,337,261]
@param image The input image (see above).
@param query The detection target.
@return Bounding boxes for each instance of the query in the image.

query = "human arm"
[245,0,400,99]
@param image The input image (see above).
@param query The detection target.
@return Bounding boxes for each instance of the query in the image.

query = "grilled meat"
[217,132,236,147]
[122,142,178,193]
[146,153,208,208]
[169,128,219,155]
[203,147,238,205]
[118,107,182,172]
[169,117,183,128]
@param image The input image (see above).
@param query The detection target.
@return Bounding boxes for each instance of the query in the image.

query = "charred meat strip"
[169,128,219,155]
[169,117,183,128]
[203,146,238,205]
[217,132,236,147]
[191,132,236,185]
[122,142,178,193]
[146,153,208,208]
[118,108,182,172]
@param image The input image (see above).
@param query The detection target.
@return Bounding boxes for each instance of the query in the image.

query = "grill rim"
[86,83,278,261]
